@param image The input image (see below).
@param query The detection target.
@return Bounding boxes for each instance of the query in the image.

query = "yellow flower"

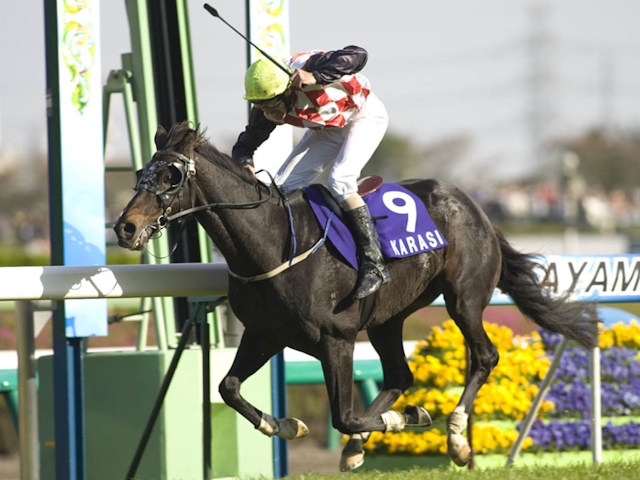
[366,319,640,458]
[599,330,615,349]
[366,418,534,456]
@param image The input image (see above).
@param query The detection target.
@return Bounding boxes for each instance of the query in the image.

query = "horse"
[113,121,599,471]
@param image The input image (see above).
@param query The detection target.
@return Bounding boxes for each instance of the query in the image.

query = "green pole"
[356,379,380,407]
[125,0,175,349]
[175,0,223,344]
[175,0,212,265]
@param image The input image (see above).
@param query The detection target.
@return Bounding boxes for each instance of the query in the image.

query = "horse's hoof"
[340,435,367,472]
[277,418,309,440]
[340,450,365,472]
[448,433,471,466]
[404,405,432,427]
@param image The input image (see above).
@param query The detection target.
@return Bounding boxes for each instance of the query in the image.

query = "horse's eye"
[167,166,182,187]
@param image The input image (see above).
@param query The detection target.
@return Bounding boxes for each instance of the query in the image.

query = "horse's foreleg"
[218,330,308,440]
[321,335,407,437]
[445,295,499,467]
[341,316,430,472]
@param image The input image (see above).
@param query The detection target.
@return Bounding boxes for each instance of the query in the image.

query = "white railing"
[0,263,229,301]
[0,262,230,480]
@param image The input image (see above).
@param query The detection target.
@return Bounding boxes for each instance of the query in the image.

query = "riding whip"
[203,4,292,76]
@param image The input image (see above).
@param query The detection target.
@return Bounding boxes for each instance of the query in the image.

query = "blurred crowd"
[2,181,640,255]
[465,181,640,231]
[0,211,49,253]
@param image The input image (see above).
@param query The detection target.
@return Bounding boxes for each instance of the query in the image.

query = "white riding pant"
[273,93,388,204]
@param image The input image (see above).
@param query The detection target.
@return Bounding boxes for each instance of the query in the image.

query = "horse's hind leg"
[340,315,431,472]
[443,291,499,466]
[218,330,308,440]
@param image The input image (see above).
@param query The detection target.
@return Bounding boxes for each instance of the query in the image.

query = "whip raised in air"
[203,4,292,76]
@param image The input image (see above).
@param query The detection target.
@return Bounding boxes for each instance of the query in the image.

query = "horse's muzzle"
[114,220,149,251]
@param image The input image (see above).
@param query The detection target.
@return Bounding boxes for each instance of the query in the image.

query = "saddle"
[311,175,384,220]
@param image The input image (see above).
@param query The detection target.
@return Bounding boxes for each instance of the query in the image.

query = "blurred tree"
[362,131,471,182]
[555,129,640,192]
[361,131,417,181]
[0,152,48,212]
[416,135,471,181]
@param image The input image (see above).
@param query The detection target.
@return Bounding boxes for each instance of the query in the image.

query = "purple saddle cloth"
[304,182,447,270]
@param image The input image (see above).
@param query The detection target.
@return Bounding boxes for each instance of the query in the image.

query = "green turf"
[286,460,640,480]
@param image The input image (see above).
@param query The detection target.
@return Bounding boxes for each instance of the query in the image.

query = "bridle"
[134,147,333,282]
[135,149,274,234]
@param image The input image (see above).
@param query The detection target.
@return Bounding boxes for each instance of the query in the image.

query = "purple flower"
[540,329,563,350]
[525,421,640,452]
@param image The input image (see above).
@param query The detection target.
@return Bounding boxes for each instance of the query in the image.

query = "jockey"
[232,45,390,300]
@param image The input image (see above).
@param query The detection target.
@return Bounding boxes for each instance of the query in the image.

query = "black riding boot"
[344,205,391,300]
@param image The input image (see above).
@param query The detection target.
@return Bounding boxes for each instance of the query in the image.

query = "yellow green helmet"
[244,58,291,101]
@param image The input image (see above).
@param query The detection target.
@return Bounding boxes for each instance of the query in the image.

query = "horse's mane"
[156,121,256,184]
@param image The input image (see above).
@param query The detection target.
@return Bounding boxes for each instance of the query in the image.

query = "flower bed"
[364,319,640,459]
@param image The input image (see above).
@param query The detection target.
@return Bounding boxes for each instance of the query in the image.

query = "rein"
[163,175,273,224]
[141,149,330,282]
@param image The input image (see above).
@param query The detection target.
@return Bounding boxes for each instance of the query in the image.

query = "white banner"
[56,0,107,336]
[248,0,293,181]
[536,255,640,303]
[432,255,640,306]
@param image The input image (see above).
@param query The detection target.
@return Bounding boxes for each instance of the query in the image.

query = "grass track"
[287,460,640,480]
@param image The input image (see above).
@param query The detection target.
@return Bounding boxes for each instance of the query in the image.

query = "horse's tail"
[494,227,599,349]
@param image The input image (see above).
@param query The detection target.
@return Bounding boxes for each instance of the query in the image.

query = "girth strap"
[228,238,324,283]
[228,211,335,284]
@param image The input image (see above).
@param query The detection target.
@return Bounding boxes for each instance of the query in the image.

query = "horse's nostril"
[117,222,136,240]
[124,223,136,237]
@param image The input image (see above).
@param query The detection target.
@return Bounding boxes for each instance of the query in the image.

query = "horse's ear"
[155,125,169,150]
[181,127,200,152]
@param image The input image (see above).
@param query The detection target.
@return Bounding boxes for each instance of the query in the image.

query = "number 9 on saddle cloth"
[304,179,447,271]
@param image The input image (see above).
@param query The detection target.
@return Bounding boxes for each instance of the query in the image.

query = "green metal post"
[326,408,341,450]
[4,390,19,434]
[102,80,112,149]
[119,54,145,170]
[175,0,199,124]
[356,379,380,407]
[176,0,211,260]
[103,67,144,169]
[125,0,176,348]
[103,68,159,351]
[117,67,153,351]
[103,71,167,352]
[175,0,223,341]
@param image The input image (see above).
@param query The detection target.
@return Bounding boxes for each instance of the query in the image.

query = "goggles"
[135,150,195,198]
[252,95,284,109]
[135,162,186,197]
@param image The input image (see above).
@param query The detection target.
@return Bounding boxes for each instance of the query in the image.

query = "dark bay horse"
[114,122,599,471]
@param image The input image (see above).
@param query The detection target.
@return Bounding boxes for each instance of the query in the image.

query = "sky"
[1,0,639,182]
